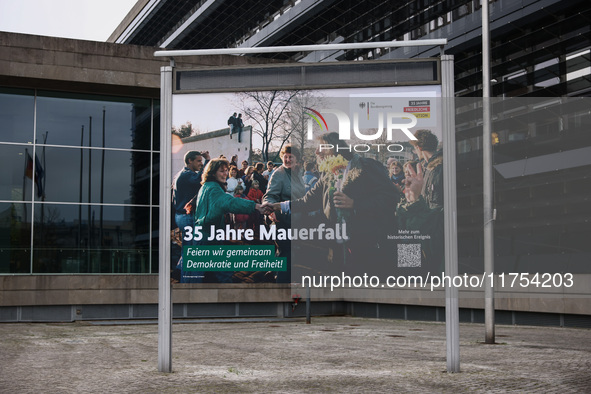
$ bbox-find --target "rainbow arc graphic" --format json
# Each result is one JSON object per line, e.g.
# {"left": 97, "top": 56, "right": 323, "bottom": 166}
{"left": 303, "top": 107, "right": 328, "bottom": 131}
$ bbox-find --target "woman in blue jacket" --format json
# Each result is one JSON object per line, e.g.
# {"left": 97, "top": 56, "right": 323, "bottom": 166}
{"left": 181, "top": 158, "right": 268, "bottom": 283}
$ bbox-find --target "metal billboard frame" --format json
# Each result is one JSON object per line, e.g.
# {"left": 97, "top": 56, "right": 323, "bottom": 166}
{"left": 156, "top": 40, "right": 458, "bottom": 373}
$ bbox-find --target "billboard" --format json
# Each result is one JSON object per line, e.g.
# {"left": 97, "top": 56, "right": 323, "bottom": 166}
{"left": 170, "top": 84, "right": 444, "bottom": 286}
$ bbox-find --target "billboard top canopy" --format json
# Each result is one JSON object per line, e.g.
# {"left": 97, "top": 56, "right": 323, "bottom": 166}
{"left": 155, "top": 40, "right": 448, "bottom": 93}
{"left": 153, "top": 39, "right": 448, "bottom": 58}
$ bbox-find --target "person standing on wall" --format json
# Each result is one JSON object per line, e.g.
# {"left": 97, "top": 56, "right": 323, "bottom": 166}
{"left": 236, "top": 113, "right": 244, "bottom": 143}
{"left": 227, "top": 112, "right": 237, "bottom": 139}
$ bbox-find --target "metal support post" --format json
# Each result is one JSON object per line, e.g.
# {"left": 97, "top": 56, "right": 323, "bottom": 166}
{"left": 158, "top": 65, "right": 173, "bottom": 373}
{"left": 482, "top": 0, "right": 496, "bottom": 345}
{"left": 442, "top": 54, "right": 460, "bottom": 373}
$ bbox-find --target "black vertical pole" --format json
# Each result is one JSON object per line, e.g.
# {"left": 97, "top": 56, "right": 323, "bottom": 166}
{"left": 88, "top": 116, "right": 92, "bottom": 272}
{"left": 100, "top": 107, "right": 105, "bottom": 271}
{"left": 42, "top": 132, "right": 47, "bottom": 199}
{"left": 79, "top": 125, "right": 84, "bottom": 263}
{"left": 40, "top": 132, "right": 47, "bottom": 244}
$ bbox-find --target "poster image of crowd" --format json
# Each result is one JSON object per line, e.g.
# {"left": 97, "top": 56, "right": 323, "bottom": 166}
{"left": 169, "top": 85, "right": 443, "bottom": 285}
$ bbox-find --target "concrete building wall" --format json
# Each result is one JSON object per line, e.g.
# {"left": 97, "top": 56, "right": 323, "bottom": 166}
{"left": 0, "top": 31, "right": 276, "bottom": 97}
{"left": 1, "top": 274, "right": 590, "bottom": 323}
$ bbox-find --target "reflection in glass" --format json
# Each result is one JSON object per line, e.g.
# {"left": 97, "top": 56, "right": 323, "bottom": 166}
{"left": 0, "top": 88, "right": 34, "bottom": 143}
{"left": 32, "top": 204, "right": 151, "bottom": 274}
{"left": 0, "top": 203, "right": 31, "bottom": 273}
{"left": 456, "top": 98, "right": 591, "bottom": 275}
{"left": 36, "top": 91, "right": 151, "bottom": 151}
{"left": 0, "top": 145, "right": 46, "bottom": 202}
{"left": 35, "top": 147, "right": 151, "bottom": 205}
{"left": 0, "top": 91, "right": 157, "bottom": 275}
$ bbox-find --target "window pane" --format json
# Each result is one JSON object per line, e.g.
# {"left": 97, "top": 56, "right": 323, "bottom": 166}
{"left": 0, "top": 202, "right": 31, "bottom": 274}
{"left": 36, "top": 92, "right": 151, "bottom": 150}
{"left": 32, "top": 204, "right": 151, "bottom": 273}
{"left": 38, "top": 147, "right": 151, "bottom": 205}
{"left": 0, "top": 144, "right": 42, "bottom": 201}
{"left": 0, "top": 88, "right": 34, "bottom": 144}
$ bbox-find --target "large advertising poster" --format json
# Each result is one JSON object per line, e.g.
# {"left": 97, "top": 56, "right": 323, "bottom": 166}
{"left": 170, "top": 85, "right": 442, "bottom": 287}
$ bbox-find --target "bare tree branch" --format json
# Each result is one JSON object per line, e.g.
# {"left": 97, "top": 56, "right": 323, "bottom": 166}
{"left": 235, "top": 90, "right": 300, "bottom": 161}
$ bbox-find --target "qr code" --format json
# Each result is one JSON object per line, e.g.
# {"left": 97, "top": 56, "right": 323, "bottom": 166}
{"left": 398, "top": 244, "right": 422, "bottom": 267}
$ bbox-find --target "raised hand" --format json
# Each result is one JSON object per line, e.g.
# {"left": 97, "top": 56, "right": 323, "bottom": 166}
{"left": 404, "top": 163, "right": 424, "bottom": 203}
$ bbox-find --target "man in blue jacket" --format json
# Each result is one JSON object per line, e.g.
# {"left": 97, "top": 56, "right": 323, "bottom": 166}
{"left": 172, "top": 150, "right": 210, "bottom": 282}
{"left": 172, "top": 150, "right": 210, "bottom": 239}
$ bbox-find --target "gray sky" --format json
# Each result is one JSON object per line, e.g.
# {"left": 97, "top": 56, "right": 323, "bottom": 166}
{"left": 0, "top": 0, "right": 137, "bottom": 41}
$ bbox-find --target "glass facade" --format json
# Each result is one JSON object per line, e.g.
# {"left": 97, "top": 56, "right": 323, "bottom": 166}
{"left": 456, "top": 97, "right": 591, "bottom": 275}
{"left": 0, "top": 87, "right": 159, "bottom": 274}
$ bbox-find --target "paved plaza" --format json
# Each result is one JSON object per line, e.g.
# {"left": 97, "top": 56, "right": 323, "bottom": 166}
{"left": 1, "top": 316, "right": 590, "bottom": 393}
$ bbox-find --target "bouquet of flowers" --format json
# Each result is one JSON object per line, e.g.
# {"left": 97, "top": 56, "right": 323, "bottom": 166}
{"left": 318, "top": 154, "right": 350, "bottom": 225}
{"left": 318, "top": 154, "right": 349, "bottom": 190}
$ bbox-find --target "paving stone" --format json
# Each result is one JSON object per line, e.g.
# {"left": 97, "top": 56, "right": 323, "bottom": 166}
{"left": 0, "top": 317, "right": 589, "bottom": 393}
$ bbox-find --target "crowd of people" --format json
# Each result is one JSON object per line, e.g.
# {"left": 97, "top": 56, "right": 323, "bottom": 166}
{"left": 171, "top": 128, "right": 444, "bottom": 284}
